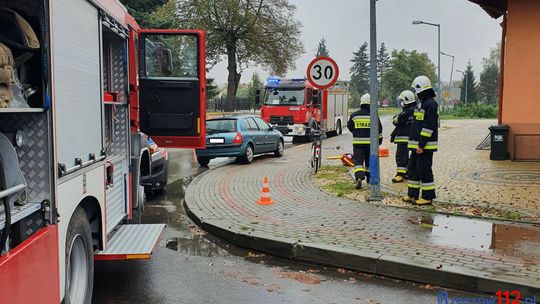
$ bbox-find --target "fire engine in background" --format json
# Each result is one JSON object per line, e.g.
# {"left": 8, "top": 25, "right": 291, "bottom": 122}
{"left": 0, "top": 0, "right": 206, "bottom": 303}
{"left": 259, "top": 77, "right": 349, "bottom": 141}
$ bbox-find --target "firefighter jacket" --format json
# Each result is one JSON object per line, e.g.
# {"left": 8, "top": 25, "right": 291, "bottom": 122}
{"left": 408, "top": 96, "right": 438, "bottom": 151}
{"left": 347, "top": 105, "right": 383, "bottom": 146}
{"left": 390, "top": 105, "right": 415, "bottom": 144}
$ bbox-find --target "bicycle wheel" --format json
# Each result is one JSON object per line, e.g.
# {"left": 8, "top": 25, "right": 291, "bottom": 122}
{"left": 315, "top": 138, "right": 322, "bottom": 173}
{"left": 314, "top": 136, "right": 322, "bottom": 173}
{"left": 310, "top": 142, "right": 316, "bottom": 168}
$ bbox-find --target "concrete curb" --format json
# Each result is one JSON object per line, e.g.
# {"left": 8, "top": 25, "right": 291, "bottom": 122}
{"left": 183, "top": 193, "right": 540, "bottom": 297}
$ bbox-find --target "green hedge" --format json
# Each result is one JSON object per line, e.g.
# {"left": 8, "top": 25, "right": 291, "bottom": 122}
{"left": 441, "top": 103, "right": 498, "bottom": 119}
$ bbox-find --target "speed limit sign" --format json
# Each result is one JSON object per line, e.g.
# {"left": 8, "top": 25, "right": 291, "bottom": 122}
{"left": 306, "top": 56, "right": 340, "bottom": 90}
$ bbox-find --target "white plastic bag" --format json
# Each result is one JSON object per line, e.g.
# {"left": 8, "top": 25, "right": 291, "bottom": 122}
{"left": 9, "top": 69, "right": 29, "bottom": 108}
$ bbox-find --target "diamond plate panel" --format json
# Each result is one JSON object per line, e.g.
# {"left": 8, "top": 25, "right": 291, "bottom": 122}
{"left": 102, "top": 42, "right": 110, "bottom": 92}
{"left": 111, "top": 38, "right": 127, "bottom": 104}
{"left": 109, "top": 105, "right": 128, "bottom": 157}
{"left": 2, "top": 113, "right": 51, "bottom": 203}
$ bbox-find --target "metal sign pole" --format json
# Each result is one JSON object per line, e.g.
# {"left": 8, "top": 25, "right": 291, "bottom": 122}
{"left": 369, "top": 0, "right": 381, "bottom": 200}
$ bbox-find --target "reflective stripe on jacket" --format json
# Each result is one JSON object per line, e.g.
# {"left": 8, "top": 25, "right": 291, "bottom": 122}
{"left": 408, "top": 97, "right": 439, "bottom": 151}
{"left": 347, "top": 105, "right": 383, "bottom": 146}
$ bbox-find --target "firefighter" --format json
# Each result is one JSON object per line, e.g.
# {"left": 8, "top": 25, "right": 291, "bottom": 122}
{"left": 347, "top": 93, "right": 383, "bottom": 189}
{"left": 390, "top": 90, "right": 416, "bottom": 183}
{"left": 403, "top": 76, "right": 439, "bottom": 205}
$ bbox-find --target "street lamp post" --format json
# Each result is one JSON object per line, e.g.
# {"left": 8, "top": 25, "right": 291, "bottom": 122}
{"left": 441, "top": 51, "right": 455, "bottom": 107}
{"left": 456, "top": 69, "right": 468, "bottom": 104}
{"left": 412, "top": 20, "right": 441, "bottom": 102}
{"left": 369, "top": 0, "right": 381, "bottom": 201}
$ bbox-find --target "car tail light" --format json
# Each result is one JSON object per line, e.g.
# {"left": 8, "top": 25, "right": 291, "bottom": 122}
{"left": 233, "top": 132, "right": 243, "bottom": 144}
{"left": 161, "top": 148, "right": 168, "bottom": 160}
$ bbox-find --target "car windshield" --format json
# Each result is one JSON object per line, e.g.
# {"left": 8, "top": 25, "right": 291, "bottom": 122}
{"left": 206, "top": 119, "right": 237, "bottom": 134}
{"left": 264, "top": 89, "right": 305, "bottom": 106}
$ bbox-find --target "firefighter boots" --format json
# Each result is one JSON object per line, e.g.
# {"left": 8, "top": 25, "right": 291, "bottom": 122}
{"left": 414, "top": 198, "right": 433, "bottom": 206}
{"left": 402, "top": 196, "right": 415, "bottom": 203}
{"left": 392, "top": 175, "right": 405, "bottom": 183}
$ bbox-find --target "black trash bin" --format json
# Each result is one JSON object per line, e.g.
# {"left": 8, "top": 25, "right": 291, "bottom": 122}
{"left": 489, "top": 125, "right": 510, "bottom": 160}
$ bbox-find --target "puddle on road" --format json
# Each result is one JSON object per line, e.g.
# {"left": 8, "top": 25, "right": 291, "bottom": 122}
{"left": 408, "top": 215, "right": 540, "bottom": 258}
{"left": 166, "top": 235, "right": 231, "bottom": 258}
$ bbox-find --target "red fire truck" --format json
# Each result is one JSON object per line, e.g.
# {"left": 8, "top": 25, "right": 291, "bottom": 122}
{"left": 0, "top": 0, "right": 206, "bottom": 303}
{"left": 259, "top": 77, "right": 349, "bottom": 140}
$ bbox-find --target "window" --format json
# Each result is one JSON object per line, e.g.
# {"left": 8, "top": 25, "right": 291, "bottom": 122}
{"left": 240, "top": 119, "right": 251, "bottom": 131}
{"left": 246, "top": 118, "right": 259, "bottom": 131}
{"left": 206, "top": 119, "right": 237, "bottom": 134}
{"left": 144, "top": 34, "right": 198, "bottom": 78}
{"left": 264, "top": 89, "right": 305, "bottom": 106}
{"left": 254, "top": 117, "right": 270, "bottom": 131}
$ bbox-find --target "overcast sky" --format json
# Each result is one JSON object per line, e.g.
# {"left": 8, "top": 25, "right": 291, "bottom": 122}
{"left": 207, "top": 0, "right": 502, "bottom": 86}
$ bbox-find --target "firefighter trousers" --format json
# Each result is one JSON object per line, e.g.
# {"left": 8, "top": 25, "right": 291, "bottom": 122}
{"left": 395, "top": 143, "right": 409, "bottom": 177}
{"left": 407, "top": 151, "right": 436, "bottom": 200}
{"left": 353, "top": 144, "right": 370, "bottom": 182}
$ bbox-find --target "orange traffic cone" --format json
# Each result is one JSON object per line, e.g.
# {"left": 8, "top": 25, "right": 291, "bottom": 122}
{"left": 257, "top": 176, "right": 274, "bottom": 205}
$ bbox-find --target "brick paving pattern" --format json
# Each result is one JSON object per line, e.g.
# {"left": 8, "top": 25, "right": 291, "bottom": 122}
{"left": 378, "top": 119, "right": 540, "bottom": 222}
{"left": 185, "top": 119, "right": 540, "bottom": 295}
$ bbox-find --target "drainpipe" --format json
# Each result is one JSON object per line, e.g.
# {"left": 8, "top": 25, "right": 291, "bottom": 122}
{"left": 498, "top": 12, "right": 507, "bottom": 125}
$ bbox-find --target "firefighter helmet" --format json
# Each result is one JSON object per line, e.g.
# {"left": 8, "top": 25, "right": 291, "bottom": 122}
{"left": 360, "top": 93, "right": 370, "bottom": 105}
{"left": 411, "top": 76, "right": 432, "bottom": 94}
{"left": 399, "top": 90, "right": 416, "bottom": 105}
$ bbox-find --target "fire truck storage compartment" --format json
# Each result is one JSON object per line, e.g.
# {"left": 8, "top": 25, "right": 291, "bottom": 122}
{"left": 102, "top": 23, "right": 130, "bottom": 233}
{"left": 0, "top": 1, "right": 51, "bottom": 253}
{"left": 52, "top": 0, "right": 103, "bottom": 174}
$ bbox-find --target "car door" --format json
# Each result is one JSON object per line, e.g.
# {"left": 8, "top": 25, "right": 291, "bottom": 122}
{"left": 246, "top": 117, "right": 265, "bottom": 153}
{"left": 253, "top": 117, "right": 278, "bottom": 152}
{"left": 138, "top": 30, "right": 206, "bottom": 148}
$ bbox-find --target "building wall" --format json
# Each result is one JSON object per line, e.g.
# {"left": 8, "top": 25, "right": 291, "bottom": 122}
{"left": 502, "top": 0, "right": 540, "bottom": 160}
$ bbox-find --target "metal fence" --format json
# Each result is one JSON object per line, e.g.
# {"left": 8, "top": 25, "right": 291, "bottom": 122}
{"left": 207, "top": 97, "right": 254, "bottom": 112}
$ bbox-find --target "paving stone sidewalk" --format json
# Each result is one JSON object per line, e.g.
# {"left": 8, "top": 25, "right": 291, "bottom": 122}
{"left": 376, "top": 119, "right": 540, "bottom": 222}
{"left": 185, "top": 130, "right": 540, "bottom": 296}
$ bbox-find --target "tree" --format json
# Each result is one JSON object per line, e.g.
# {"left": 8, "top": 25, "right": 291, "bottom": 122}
{"left": 247, "top": 73, "right": 264, "bottom": 108}
{"left": 316, "top": 38, "right": 330, "bottom": 57}
{"left": 174, "top": 0, "right": 304, "bottom": 111}
{"left": 206, "top": 78, "right": 220, "bottom": 100}
{"left": 349, "top": 42, "right": 370, "bottom": 104}
{"left": 460, "top": 61, "right": 478, "bottom": 103}
{"left": 478, "top": 43, "right": 501, "bottom": 104}
{"left": 381, "top": 50, "right": 437, "bottom": 104}
{"left": 377, "top": 43, "right": 390, "bottom": 83}
{"left": 120, "top": 0, "right": 168, "bottom": 28}
{"left": 377, "top": 43, "right": 391, "bottom": 101}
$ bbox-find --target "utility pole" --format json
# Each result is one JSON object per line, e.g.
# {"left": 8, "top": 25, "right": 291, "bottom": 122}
{"left": 369, "top": 0, "right": 381, "bottom": 200}
{"left": 441, "top": 51, "right": 455, "bottom": 106}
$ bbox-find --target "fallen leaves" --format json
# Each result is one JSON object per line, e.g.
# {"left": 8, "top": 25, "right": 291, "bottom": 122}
{"left": 275, "top": 269, "right": 325, "bottom": 285}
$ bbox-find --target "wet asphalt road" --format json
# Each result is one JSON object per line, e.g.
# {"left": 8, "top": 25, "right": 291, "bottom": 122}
{"left": 93, "top": 138, "right": 480, "bottom": 304}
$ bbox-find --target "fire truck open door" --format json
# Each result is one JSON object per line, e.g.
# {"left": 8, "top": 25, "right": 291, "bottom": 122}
{"left": 138, "top": 30, "right": 206, "bottom": 148}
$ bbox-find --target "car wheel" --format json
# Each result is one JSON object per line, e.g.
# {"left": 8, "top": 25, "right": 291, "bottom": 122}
{"left": 197, "top": 157, "right": 211, "bottom": 167}
{"left": 274, "top": 140, "right": 284, "bottom": 157}
{"left": 65, "top": 208, "right": 94, "bottom": 304}
{"left": 240, "top": 144, "right": 254, "bottom": 164}
{"left": 154, "top": 186, "right": 166, "bottom": 196}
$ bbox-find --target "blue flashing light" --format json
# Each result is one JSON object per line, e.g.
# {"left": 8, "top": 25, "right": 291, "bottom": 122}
{"left": 266, "top": 76, "right": 281, "bottom": 86}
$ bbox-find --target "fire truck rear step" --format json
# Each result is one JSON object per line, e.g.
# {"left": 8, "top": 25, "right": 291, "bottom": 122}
{"left": 94, "top": 224, "right": 165, "bottom": 260}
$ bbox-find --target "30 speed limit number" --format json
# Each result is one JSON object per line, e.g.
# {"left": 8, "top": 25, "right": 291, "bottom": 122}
{"left": 306, "top": 57, "right": 340, "bottom": 90}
